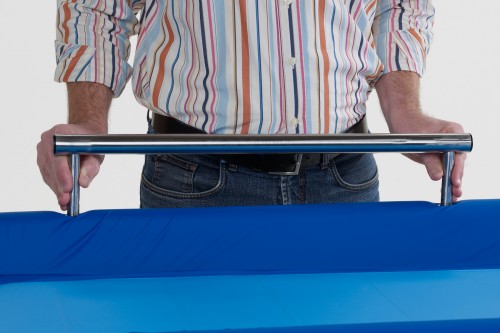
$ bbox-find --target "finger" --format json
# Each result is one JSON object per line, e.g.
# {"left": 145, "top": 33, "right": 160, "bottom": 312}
{"left": 48, "top": 157, "right": 73, "bottom": 211}
{"left": 451, "top": 153, "right": 466, "bottom": 202}
{"left": 452, "top": 186, "right": 463, "bottom": 200}
{"left": 37, "top": 138, "right": 73, "bottom": 195}
{"left": 451, "top": 152, "right": 466, "bottom": 189}
{"left": 450, "top": 152, "right": 466, "bottom": 203}
{"left": 421, "top": 153, "right": 444, "bottom": 181}
{"left": 54, "top": 156, "right": 74, "bottom": 193}
{"left": 57, "top": 192, "right": 70, "bottom": 211}
{"left": 79, "top": 155, "right": 102, "bottom": 188}
{"left": 403, "top": 153, "right": 421, "bottom": 165}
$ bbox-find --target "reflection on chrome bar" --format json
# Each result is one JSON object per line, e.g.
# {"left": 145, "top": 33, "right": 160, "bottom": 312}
{"left": 54, "top": 133, "right": 472, "bottom": 155}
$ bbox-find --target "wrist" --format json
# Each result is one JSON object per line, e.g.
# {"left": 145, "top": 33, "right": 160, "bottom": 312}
{"left": 375, "top": 71, "right": 423, "bottom": 132}
{"left": 385, "top": 109, "right": 427, "bottom": 133}
{"left": 68, "top": 120, "right": 108, "bottom": 134}
{"left": 67, "top": 82, "right": 112, "bottom": 134}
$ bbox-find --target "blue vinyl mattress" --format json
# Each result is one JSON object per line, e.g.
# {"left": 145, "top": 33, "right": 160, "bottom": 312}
{"left": 1, "top": 200, "right": 500, "bottom": 332}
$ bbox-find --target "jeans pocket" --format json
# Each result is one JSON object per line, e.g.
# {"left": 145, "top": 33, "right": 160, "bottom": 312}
{"left": 329, "top": 153, "right": 379, "bottom": 191}
{"left": 141, "top": 154, "right": 226, "bottom": 199}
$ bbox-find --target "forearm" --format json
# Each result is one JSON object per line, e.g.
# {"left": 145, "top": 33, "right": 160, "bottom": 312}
{"left": 67, "top": 82, "right": 113, "bottom": 133}
{"left": 375, "top": 71, "right": 423, "bottom": 132}
{"left": 55, "top": 1, "right": 141, "bottom": 97}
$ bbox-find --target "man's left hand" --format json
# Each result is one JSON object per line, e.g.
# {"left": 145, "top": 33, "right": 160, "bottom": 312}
{"left": 375, "top": 71, "right": 466, "bottom": 203}
{"left": 390, "top": 112, "right": 466, "bottom": 202}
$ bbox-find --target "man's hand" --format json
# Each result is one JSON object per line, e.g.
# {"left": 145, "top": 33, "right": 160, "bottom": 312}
{"left": 38, "top": 82, "right": 113, "bottom": 211}
{"left": 375, "top": 71, "right": 466, "bottom": 202}
{"left": 37, "top": 124, "right": 106, "bottom": 211}
{"left": 388, "top": 112, "right": 465, "bottom": 202}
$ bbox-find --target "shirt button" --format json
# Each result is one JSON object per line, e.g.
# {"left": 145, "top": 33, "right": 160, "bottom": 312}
{"left": 287, "top": 57, "right": 297, "bottom": 69}
{"left": 290, "top": 118, "right": 299, "bottom": 127}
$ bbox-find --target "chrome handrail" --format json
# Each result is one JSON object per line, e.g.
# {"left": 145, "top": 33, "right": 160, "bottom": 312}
{"left": 54, "top": 133, "right": 473, "bottom": 216}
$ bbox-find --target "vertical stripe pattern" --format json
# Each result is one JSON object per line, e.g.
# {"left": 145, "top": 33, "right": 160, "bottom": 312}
{"left": 55, "top": 0, "right": 434, "bottom": 134}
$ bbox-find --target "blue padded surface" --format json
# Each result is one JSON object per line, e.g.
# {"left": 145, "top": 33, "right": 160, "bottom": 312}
{"left": 2, "top": 270, "right": 500, "bottom": 333}
{"left": 2, "top": 200, "right": 500, "bottom": 332}
{"left": 1, "top": 200, "right": 500, "bottom": 283}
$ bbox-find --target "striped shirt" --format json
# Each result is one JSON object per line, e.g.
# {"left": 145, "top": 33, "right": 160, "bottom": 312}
{"left": 55, "top": 0, "right": 434, "bottom": 134}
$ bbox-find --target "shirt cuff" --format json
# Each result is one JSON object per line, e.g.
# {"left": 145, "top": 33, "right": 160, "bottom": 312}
{"left": 54, "top": 40, "right": 133, "bottom": 97}
{"left": 375, "top": 28, "right": 430, "bottom": 77}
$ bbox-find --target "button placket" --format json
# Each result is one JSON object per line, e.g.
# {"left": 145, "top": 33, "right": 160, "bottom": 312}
{"left": 278, "top": 0, "right": 300, "bottom": 133}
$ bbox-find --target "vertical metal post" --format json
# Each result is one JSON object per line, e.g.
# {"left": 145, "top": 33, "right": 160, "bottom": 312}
{"left": 440, "top": 152, "right": 455, "bottom": 206}
{"left": 68, "top": 154, "right": 81, "bottom": 217}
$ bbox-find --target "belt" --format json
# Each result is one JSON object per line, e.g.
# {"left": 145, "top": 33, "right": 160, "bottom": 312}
{"left": 151, "top": 112, "right": 368, "bottom": 175}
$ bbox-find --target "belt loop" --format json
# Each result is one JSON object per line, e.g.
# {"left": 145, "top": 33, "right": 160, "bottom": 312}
{"left": 146, "top": 110, "right": 156, "bottom": 134}
{"left": 320, "top": 154, "right": 330, "bottom": 169}
{"left": 253, "top": 155, "right": 265, "bottom": 172}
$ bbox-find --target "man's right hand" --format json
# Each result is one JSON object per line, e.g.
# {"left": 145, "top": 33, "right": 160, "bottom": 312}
{"left": 37, "top": 124, "right": 106, "bottom": 211}
{"left": 38, "top": 82, "right": 113, "bottom": 211}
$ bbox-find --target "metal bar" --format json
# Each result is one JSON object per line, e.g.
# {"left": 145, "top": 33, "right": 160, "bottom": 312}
{"left": 68, "top": 154, "right": 80, "bottom": 217}
{"left": 54, "top": 133, "right": 473, "bottom": 155}
{"left": 56, "top": 133, "right": 472, "bottom": 215}
{"left": 441, "top": 152, "right": 456, "bottom": 206}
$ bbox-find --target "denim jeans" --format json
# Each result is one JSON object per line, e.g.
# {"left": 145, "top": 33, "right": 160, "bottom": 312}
{"left": 140, "top": 149, "right": 379, "bottom": 208}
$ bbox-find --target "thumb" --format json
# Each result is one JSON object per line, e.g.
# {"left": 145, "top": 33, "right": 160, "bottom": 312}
{"left": 422, "top": 153, "right": 444, "bottom": 181}
{"left": 79, "top": 155, "right": 103, "bottom": 188}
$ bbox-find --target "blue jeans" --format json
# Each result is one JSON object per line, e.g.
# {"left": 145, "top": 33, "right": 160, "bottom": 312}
{"left": 140, "top": 149, "right": 379, "bottom": 208}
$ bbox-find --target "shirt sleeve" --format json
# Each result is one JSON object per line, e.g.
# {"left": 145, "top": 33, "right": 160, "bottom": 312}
{"left": 372, "top": 0, "right": 435, "bottom": 77}
{"left": 54, "top": 0, "right": 145, "bottom": 97}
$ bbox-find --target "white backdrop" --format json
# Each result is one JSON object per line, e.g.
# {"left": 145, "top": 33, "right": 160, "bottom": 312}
{"left": 1, "top": 1, "right": 499, "bottom": 213}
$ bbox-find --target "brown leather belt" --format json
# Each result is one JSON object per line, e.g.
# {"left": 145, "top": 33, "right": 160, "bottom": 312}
{"left": 151, "top": 112, "right": 368, "bottom": 175}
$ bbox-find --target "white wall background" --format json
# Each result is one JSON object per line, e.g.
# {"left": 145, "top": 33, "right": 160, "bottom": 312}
{"left": 0, "top": 1, "right": 499, "bottom": 213}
